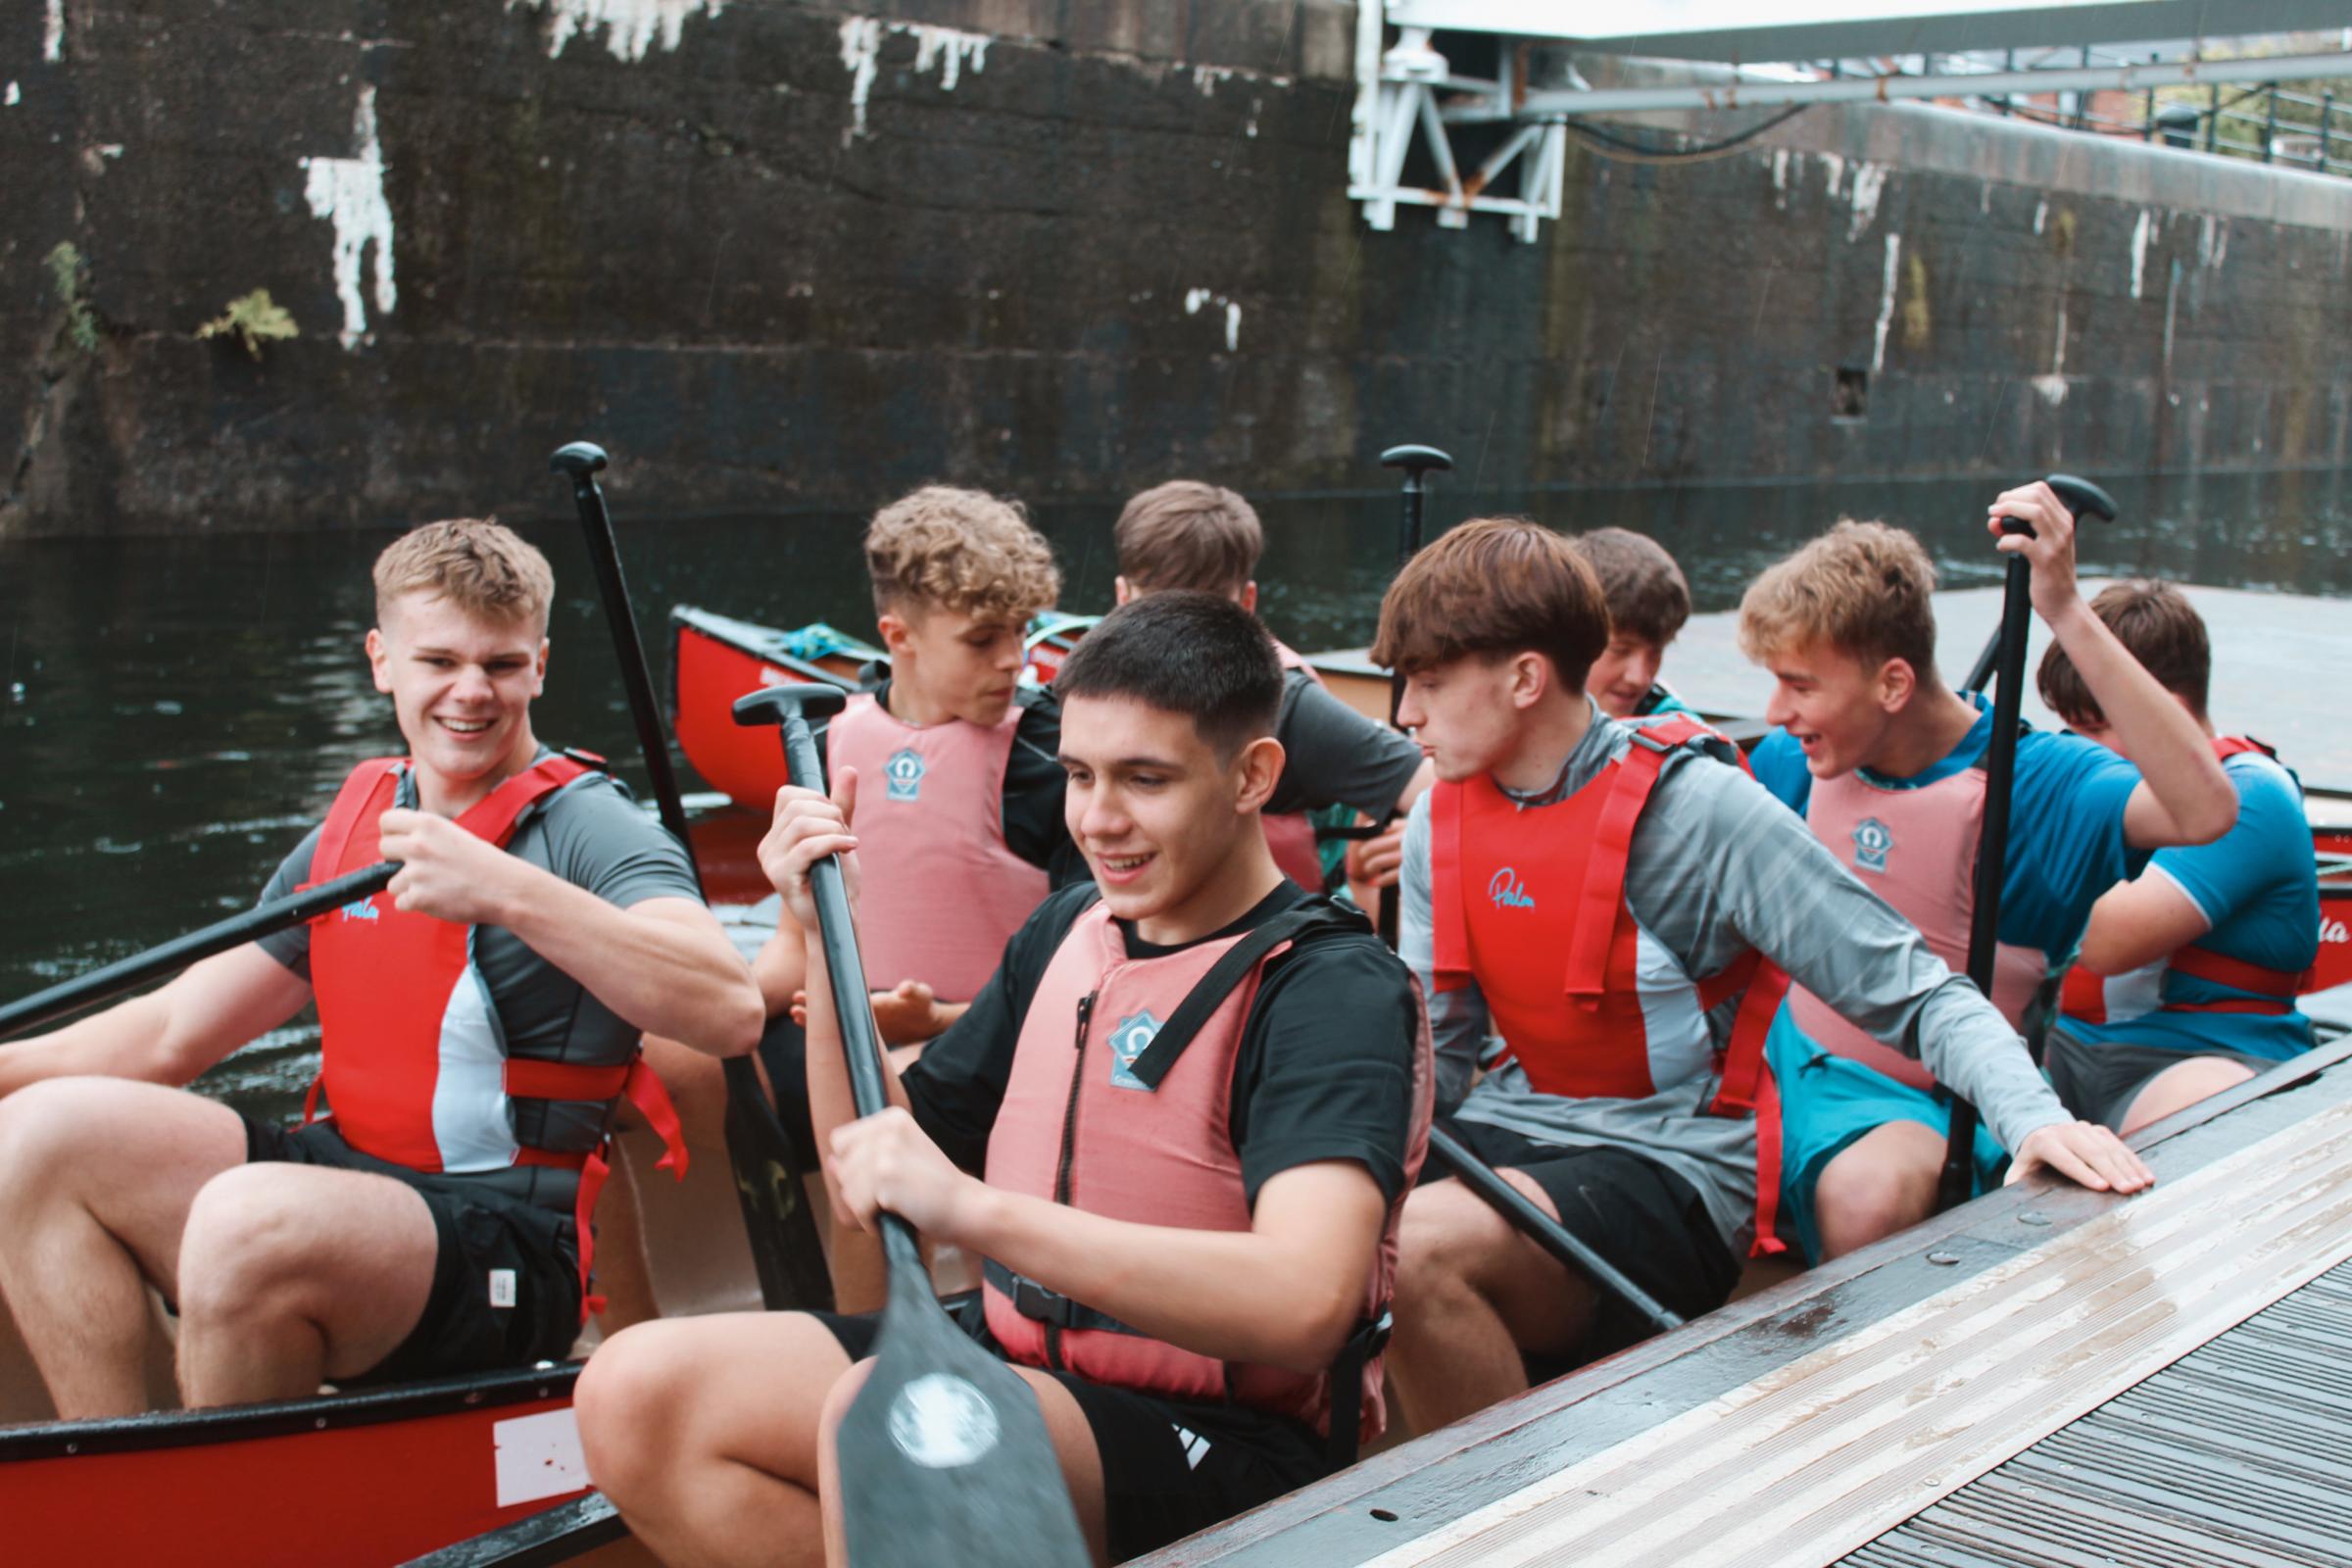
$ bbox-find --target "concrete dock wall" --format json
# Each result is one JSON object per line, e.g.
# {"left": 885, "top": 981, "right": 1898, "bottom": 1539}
{"left": 4, "top": 1, "right": 2348, "bottom": 535}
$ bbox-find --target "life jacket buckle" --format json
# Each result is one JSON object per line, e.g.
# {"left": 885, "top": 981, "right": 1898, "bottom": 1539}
{"left": 1011, "top": 1273, "right": 1078, "bottom": 1328}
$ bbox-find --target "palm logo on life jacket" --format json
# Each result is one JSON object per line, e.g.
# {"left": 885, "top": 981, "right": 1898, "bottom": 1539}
{"left": 1851, "top": 816, "right": 1892, "bottom": 873}
{"left": 884, "top": 746, "right": 926, "bottom": 802}
{"left": 1488, "top": 867, "right": 1536, "bottom": 910}
{"left": 1107, "top": 1010, "right": 1163, "bottom": 1091}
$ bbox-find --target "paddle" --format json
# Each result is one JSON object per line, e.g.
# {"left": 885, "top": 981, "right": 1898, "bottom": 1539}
{"left": 1374, "top": 444, "right": 1453, "bottom": 946}
{"left": 731, "top": 682, "right": 1090, "bottom": 1566}
{"left": 550, "top": 441, "right": 833, "bottom": 1313}
{"left": 1935, "top": 473, "right": 2118, "bottom": 1212}
{"left": 0, "top": 861, "right": 397, "bottom": 1042}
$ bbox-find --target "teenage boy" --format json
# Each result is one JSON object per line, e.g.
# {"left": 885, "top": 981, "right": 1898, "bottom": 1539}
{"left": 575, "top": 593, "right": 1432, "bottom": 1568}
{"left": 1740, "top": 485, "right": 2232, "bottom": 1262}
{"left": 0, "top": 520, "right": 761, "bottom": 1417}
{"left": 1569, "top": 526, "right": 1694, "bottom": 719}
{"left": 1375, "top": 517, "right": 2145, "bottom": 1436}
{"left": 1112, "top": 479, "right": 1432, "bottom": 893}
{"left": 2038, "top": 580, "right": 2319, "bottom": 1134}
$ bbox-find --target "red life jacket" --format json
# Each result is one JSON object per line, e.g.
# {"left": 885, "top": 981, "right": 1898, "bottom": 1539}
{"left": 304, "top": 755, "right": 687, "bottom": 1319}
{"left": 2061, "top": 736, "right": 2314, "bottom": 1022}
{"left": 826, "top": 690, "right": 1053, "bottom": 1003}
{"left": 1262, "top": 640, "right": 1333, "bottom": 892}
{"left": 1428, "top": 715, "right": 1790, "bottom": 1255}
{"left": 981, "top": 896, "right": 1434, "bottom": 1447}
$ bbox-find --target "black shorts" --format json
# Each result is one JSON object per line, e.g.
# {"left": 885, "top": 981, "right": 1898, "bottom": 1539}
{"left": 2043, "top": 1026, "right": 2279, "bottom": 1132}
{"left": 1426, "top": 1117, "right": 1739, "bottom": 1377}
{"left": 242, "top": 1119, "right": 584, "bottom": 1385}
{"left": 812, "top": 1306, "right": 1327, "bottom": 1564}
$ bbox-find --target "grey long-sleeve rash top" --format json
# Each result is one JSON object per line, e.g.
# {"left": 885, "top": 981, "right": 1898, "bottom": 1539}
{"left": 1401, "top": 710, "right": 2071, "bottom": 1250}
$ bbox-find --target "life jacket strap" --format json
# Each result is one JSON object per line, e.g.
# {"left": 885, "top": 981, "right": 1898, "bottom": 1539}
{"left": 1429, "top": 781, "right": 1474, "bottom": 996}
{"left": 1561, "top": 715, "right": 1721, "bottom": 1009}
{"left": 982, "top": 1259, "right": 1140, "bottom": 1336}
{"left": 2169, "top": 943, "right": 2310, "bottom": 1003}
{"left": 512, "top": 1054, "right": 688, "bottom": 1325}
{"left": 1125, "top": 904, "right": 1369, "bottom": 1089}
{"left": 1323, "top": 1309, "right": 1393, "bottom": 1473}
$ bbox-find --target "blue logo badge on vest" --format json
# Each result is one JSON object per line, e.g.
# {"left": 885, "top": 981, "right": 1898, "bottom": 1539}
{"left": 1488, "top": 867, "right": 1536, "bottom": 910}
{"left": 1107, "top": 1010, "right": 1162, "bottom": 1091}
{"left": 884, "top": 746, "right": 926, "bottom": 803}
{"left": 1852, "top": 816, "right": 1892, "bottom": 873}
{"left": 339, "top": 897, "right": 380, "bottom": 923}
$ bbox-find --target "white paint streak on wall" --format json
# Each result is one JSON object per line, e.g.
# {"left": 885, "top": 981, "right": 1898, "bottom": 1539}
{"left": 1193, "top": 65, "right": 1237, "bottom": 95}
{"left": 1769, "top": 149, "right": 1790, "bottom": 211}
{"left": 1245, "top": 95, "right": 1260, "bottom": 138}
{"left": 838, "top": 17, "right": 990, "bottom": 146}
{"left": 1820, "top": 152, "right": 1845, "bottom": 198}
{"left": 1846, "top": 162, "right": 1888, "bottom": 241}
{"left": 1185, "top": 288, "right": 1241, "bottom": 352}
{"left": 301, "top": 86, "right": 397, "bottom": 349}
{"left": 43, "top": 0, "right": 63, "bottom": 61}
{"left": 2033, "top": 200, "right": 2047, "bottom": 235}
{"left": 513, "top": 0, "right": 725, "bottom": 64}
{"left": 2129, "top": 210, "right": 2154, "bottom": 300}
{"left": 1979, "top": 181, "right": 1992, "bottom": 215}
{"left": 2031, "top": 296, "right": 2069, "bottom": 404}
{"left": 1870, "top": 233, "right": 1900, "bottom": 374}
{"left": 4, "top": 82, "right": 19, "bottom": 107}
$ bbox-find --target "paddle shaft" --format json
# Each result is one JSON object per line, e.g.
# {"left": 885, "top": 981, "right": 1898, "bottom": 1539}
{"left": 558, "top": 445, "right": 834, "bottom": 1313}
{"left": 0, "top": 861, "right": 397, "bottom": 1042}
{"left": 1432, "top": 1125, "right": 1684, "bottom": 1333}
{"left": 773, "top": 708, "right": 926, "bottom": 1274}
{"left": 1377, "top": 446, "right": 1447, "bottom": 942}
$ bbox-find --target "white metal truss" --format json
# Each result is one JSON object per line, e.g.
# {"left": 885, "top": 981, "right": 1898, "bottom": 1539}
{"left": 1348, "top": 1, "right": 2352, "bottom": 243}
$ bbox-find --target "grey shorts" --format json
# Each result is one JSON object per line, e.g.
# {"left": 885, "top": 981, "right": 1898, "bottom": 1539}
{"left": 2043, "top": 1026, "right": 2278, "bottom": 1132}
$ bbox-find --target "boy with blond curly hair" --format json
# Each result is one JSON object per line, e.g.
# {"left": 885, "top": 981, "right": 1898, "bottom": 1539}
{"left": 0, "top": 519, "right": 761, "bottom": 1414}
{"left": 1740, "top": 485, "right": 2230, "bottom": 1262}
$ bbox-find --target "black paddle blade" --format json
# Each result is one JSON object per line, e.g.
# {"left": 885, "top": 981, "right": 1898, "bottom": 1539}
{"left": 717, "top": 1054, "right": 834, "bottom": 1311}
{"left": 835, "top": 1256, "right": 1090, "bottom": 1568}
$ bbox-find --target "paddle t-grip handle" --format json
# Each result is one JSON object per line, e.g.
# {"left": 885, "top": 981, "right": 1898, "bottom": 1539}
{"left": 1993, "top": 472, "right": 2118, "bottom": 539}
{"left": 549, "top": 440, "right": 610, "bottom": 486}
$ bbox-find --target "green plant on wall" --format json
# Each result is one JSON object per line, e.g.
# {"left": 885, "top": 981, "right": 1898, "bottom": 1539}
{"left": 197, "top": 289, "right": 300, "bottom": 361}
{"left": 44, "top": 242, "right": 100, "bottom": 353}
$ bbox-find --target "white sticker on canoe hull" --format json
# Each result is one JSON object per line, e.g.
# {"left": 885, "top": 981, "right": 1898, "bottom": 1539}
{"left": 493, "top": 1407, "right": 591, "bottom": 1507}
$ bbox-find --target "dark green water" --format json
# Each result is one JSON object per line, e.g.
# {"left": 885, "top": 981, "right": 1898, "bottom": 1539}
{"left": 5, "top": 467, "right": 2349, "bottom": 1120}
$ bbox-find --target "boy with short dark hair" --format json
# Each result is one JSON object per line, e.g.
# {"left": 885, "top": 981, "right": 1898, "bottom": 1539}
{"left": 1111, "top": 479, "right": 1430, "bottom": 893}
{"left": 1569, "top": 526, "right": 1694, "bottom": 719}
{"left": 1376, "top": 516, "right": 2143, "bottom": 1436}
{"left": 1740, "top": 488, "right": 2230, "bottom": 1262}
{"left": 2039, "top": 579, "right": 2319, "bottom": 1133}
{"left": 576, "top": 593, "right": 1431, "bottom": 1567}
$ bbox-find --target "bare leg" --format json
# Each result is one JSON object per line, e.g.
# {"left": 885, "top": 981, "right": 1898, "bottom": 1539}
{"left": 1812, "top": 1119, "right": 1946, "bottom": 1260}
{"left": 1385, "top": 1174, "right": 1598, "bottom": 1436}
{"left": 578, "top": 1312, "right": 850, "bottom": 1568}
{"left": 174, "top": 1162, "right": 437, "bottom": 1405}
{"left": 0, "top": 1078, "right": 247, "bottom": 1417}
{"left": 817, "top": 1360, "right": 1110, "bottom": 1568}
{"left": 2120, "top": 1057, "right": 2256, "bottom": 1138}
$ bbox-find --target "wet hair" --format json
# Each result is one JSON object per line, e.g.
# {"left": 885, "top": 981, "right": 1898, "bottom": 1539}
{"left": 2038, "top": 578, "right": 2210, "bottom": 725}
{"left": 863, "top": 485, "right": 1061, "bottom": 623}
{"left": 1113, "top": 480, "right": 1264, "bottom": 598}
{"left": 372, "top": 518, "right": 554, "bottom": 630}
{"left": 1370, "top": 517, "right": 1609, "bottom": 693}
{"left": 1571, "top": 527, "right": 1690, "bottom": 647}
{"left": 1054, "top": 591, "right": 1282, "bottom": 760}
{"left": 1738, "top": 518, "right": 1939, "bottom": 683}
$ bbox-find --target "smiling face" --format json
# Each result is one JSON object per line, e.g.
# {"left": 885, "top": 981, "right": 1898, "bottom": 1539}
{"left": 880, "top": 602, "right": 1029, "bottom": 726}
{"left": 1587, "top": 633, "right": 1665, "bottom": 719}
{"left": 367, "top": 591, "right": 546, "bottom": 807}
{"left": 1059, "top": 693, "right": 1280, "bottom": 943}
{"left": 1395, "top": 652, "right": 1543, "bottom": 785}
{"left": 1758, "top": 639, "right": 1910, "bottom": 780}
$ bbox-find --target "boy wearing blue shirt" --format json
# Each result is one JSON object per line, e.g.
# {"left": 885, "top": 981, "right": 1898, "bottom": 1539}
{"left": 2038, "top": 580, "right": 2319, "bottom": 1133}
{"left": 1740, "top": 484, "right": 2235, "bottom": 1261}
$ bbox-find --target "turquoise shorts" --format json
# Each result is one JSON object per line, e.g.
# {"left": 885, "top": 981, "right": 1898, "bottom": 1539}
{"left": 1767, "top": 1009, "right": 2008, "bottom": 1264}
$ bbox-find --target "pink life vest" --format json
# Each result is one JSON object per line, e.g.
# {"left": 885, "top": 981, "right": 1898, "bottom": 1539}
{"left": 981, "top": 898, "right": 1433, "bottom": 1446}
{"left": 2061, "top": 737, "right": 2314, "bottom": 1023}
{"left": 1262, "top": 639, "right": 1331, "bottom": 891}
{"left": 1788, "top": 757, "right": 2046, "bottom": 1091}
{"left": 305, "top": 755, "right": 686, "bottom": 1318}
{"left": 826, "top": 690, "right": 1052, "bottom": 1002}
{"left": 1430, "top": 715, "right": 1790, "bottom": 1253}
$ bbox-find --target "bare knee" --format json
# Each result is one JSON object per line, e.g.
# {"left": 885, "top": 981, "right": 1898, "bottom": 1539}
{"left": 577, "top": 1322, "right": 701, "bottom": 1497}
{"left": 2121, "top": 1058, "right": 2256, "bottom": 1137}
{"left": 1813, "top": 1132, "right": 1940, "bottom": 1256}
{"left": 0, "top": 1079, "right": 128, "bottom": 1206}
{"left": 1396, "top": 1182, "right": 1514, "bottom": 1311}
{"left": 175, "top": 1167, "right": 318, "bottom": 1324}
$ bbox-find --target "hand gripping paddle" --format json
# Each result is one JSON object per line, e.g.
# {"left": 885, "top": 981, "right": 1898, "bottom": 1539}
{"left": 551, "top": 441, "right": 834, "bottom": 1313}
{"left": 732, "top": 684, "right": 1091, "bottom": 1568}
{"left": 1936, "top": 473, "right": 2118, "bottom": 1212}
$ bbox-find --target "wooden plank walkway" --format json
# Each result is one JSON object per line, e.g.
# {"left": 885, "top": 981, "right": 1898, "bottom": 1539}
{"left": 1137, "top": 1036, "right": 2352, "bottom": 1568}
